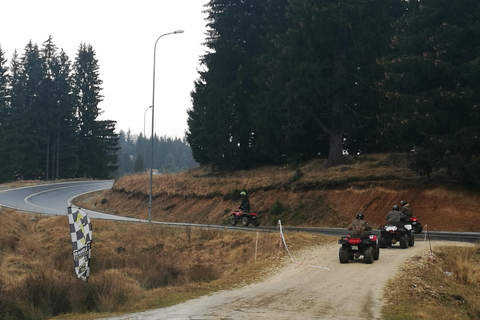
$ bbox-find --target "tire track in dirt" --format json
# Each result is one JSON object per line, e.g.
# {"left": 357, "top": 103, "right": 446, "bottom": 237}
{"left": 100, "top": 240, "right": 456, "bottom": 320}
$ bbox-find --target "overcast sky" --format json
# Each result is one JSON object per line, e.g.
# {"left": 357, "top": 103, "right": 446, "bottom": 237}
{"left": 1, "top": 0, "right": 209, "bottom": 138}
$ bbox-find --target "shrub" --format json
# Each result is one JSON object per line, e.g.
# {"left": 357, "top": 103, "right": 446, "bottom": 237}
{"left": 188, "top": 264, "right": 218, "bottom": 283}
{"left": 290, "top": 169, "right": 303, "bottom": 183}
{"left": 270, "top": 201, "right": 286, "bottom": 216}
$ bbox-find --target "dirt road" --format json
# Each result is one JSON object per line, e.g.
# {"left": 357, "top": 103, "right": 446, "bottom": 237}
{"left": 99, "top": 238, "right": 453, "bottom": 320}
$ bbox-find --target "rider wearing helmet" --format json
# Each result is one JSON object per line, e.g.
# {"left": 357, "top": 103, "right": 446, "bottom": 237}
{"left": 400, "top": 200, "right": 413, "bottom": 218}
{"left": 386, "top": 204, "right": 406, "bottom": 223}
{"left": 348, "top": 212, "right": 372, "bottom": 236}
{"left": 239, "top": 191, "right": 250, "bottom": 215}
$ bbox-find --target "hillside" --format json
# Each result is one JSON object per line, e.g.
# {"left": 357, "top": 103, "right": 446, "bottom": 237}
{"left": 76, "top": 154, "right": 480, "bottom": 232}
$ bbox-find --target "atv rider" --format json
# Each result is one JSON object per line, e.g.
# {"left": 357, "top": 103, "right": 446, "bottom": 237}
{"left": 348, "top": 212, "right": 372, "bottom": 237}
{"left": 239, "top": 191, "right": 250, "bottom": 215}
{"left": 386, "top": 205, "right": 406, "bottom": 224}
{"left": 400, "top": 200, "right": 413, "bottom": 219}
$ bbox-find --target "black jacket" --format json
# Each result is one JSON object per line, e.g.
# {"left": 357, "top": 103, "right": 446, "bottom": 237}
{"left": 240, "top": 197, "right": 250, "bottom": 211}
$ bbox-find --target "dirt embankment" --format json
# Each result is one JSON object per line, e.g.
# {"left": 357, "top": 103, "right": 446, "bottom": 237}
{"left": 78, "top": 156, "right": 480, "bottom": 233}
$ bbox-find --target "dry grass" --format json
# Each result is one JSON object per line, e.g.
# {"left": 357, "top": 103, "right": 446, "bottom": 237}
{"left": 0, "top": 208, "right": 328, "bottom": 320}
{"left": 76, "top": 152, "right": 480, "bottom": 233}
{"left": 112, "top": 154, "right": 419, "bottom": 198}
{"left": 382, "top": 244, "right": 480, "bottom": 320}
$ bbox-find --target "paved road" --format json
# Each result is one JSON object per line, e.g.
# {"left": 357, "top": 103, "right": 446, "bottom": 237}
{"left": 0, "top": 180, "right": 145, "bottom": 222}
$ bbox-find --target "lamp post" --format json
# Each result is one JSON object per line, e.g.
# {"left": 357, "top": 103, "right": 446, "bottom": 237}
{"left": 144, "top": 105, "right": 152, "bottom": 137}
{"left": 148, "top": 30, "right": 184, "bottom": 223}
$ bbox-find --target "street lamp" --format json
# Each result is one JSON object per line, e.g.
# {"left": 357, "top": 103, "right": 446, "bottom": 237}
{"left": 149, "top": 30, "right": 184, "bottom": 223}
{"left": 144, "top": 105, "right": 152, "bottom": 137}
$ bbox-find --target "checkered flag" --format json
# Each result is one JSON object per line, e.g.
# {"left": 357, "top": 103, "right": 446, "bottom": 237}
{"left": 67, "top": 206, "right": 92, "bottom": 282}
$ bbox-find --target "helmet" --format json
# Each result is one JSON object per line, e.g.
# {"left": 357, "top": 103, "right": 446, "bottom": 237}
{"left": 240, "top": 191, "right": 246, "bottom": 196}
{"left": 400, "top": 200, "right": 408, "bottom": 206}
{"left": 392, "top": 205, "right": 400, "bottom": 211}
{"left": 356, "top": 212, "right": 364, "bottom": 220}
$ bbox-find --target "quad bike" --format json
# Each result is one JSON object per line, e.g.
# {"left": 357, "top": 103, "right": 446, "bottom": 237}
{"left": 230, "top": 211, "right": 260, "bottom": 227}
{"left": 409, "top": 216, "right": 423, "bottom": 234}
{"left": 338, "top": 233, "right": 380, "bottom": 264}
{"left": 378, "top": 222, "right": 414, "bottom": 249}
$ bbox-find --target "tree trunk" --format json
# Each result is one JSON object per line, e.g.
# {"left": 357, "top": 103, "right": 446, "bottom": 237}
{"left": 328, "top": 129, "right": 344, "bottom": 166}
{"left": 327, "top": 22, "right": 348, "bottom": 167}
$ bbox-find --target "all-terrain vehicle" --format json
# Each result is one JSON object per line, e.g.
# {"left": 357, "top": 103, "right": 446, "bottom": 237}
{"left": 230, "top": 211, "right": 260, "bottom": 227}
{"left": 378, "top": 222, "right": 414, "bottom": 248}
{"left": 338, "top": 233, "right": 380, "bottom": 264}
{"left": 409, "top": 216, "right": 423, "bottom": 234}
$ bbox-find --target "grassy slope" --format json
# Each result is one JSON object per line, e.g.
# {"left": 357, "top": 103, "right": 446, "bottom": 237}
{"left": 79, "top": 154, "right": 480, "bottom": 232}
{"left": 0, "top": 208, "right": 331, "bottom": 320}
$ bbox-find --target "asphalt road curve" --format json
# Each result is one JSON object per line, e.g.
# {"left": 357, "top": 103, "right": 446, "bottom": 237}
{"left": 0, "top": 181, "right": 478, "bottom": 243}
{"left": 0, "top": 180, "right": 144, "bottom": 222}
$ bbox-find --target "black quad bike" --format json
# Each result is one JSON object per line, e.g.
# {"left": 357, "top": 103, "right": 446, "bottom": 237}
{"left": 378, "top": 222, "right": 414, "bottom": 249}
{"left": 230, "top": 211, "right": 260, "bottom": 227}
{"left": 338, "top": 233, "right": 380, "bottom": 264}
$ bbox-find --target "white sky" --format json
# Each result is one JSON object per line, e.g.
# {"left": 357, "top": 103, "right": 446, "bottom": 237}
{"left": 1, "top": 0, "right": 209, "bottom": 138}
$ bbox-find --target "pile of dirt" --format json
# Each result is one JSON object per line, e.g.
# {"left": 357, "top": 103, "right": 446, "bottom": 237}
{"left": 76, "top": 155, "right": 480, "bottom": 232}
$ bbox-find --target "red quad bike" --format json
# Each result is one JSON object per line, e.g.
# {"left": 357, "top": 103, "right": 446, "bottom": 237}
{"left": 230, "top": 211, "right": 260, "bottom": 227}
{"left": 338, "top": 233, "right": 380, "bottom": 264}
{"left": 378, "top": 222, "right": 414, "bottom": 249}
{"left": 409, "top": 216, "right": 423, "bottom": 234}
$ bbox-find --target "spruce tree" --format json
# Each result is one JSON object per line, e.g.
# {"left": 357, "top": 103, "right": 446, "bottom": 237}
{"left": 73, "top": 43, "right": 118, "bottom": 178}
{"left": 380, "top": 0, "right": 480, "bottom": 184}
{"left": 0, "top": 46, "right": 14, "bottom": 182}
{"left": 274, "top": 0, "right": 394, "bottom": 165}
{"left": 40, "top": 36, "right": 78, "bottom": 180}
{"left": 14, "top": 42, "right": 46, "bottom": 179}
{"left": 188, "top": 0, "right": 266, "bottom": 169}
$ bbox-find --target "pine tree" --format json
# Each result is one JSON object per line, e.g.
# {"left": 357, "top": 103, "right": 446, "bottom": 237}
{"left": 188, "top": 0, "right": 267, "bottom": 169}
{"left": 0, "top": 46, "right": 14, "bottom": 182}
{"left": 380, "top": 0, "right": 480, "bottom": 184}
{"left": 274, "top": 0, "right": 394, "bottom": 165}
{"left": 40, "top": 36, "right": 78, "bottom": 180}
{"left": 73, "top": 43, "right": 119, "bottom": 178}
{"left": 161, "top": 151, "right": 177, "bottom": 173}
{"left": 14, "top": 42, "right": 46, "bottom": 179}
{"left": 1, "top": 51, "right": 24, "bottom": 181}
{"left": 189, "top": 0, "right": 397, "bottom": 168}
{"left": 133, "top": 154, "right": 145, "bottom": 173}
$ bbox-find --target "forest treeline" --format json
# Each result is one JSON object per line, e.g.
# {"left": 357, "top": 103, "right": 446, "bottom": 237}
{"left": 0, "top": 37, "right": 118, "bottom": 182}
{"left": 114, "top": 131, "right": 198, "bottom": 177}
{"left": 0, "top": 37, "right": 197, "bottom": 183}
{"left": 2, "top": 0, "right": 480, "bottom": 186}
{"left": 187, "top": 0, "right": 480, "bottom": 186}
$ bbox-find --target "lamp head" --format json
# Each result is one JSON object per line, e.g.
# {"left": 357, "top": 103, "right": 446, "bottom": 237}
{"left": 174, "top": 30, "right": 184, "bottom": 34}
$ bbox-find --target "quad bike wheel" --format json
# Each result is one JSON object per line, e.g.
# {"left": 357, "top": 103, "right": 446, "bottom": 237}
{"left": 230, "top": 216, "right": 237, "bottom": 226}
{"left": 242, "top": 216, "right": 249, "bottom": 226}
{"left": 378, "top": 236, "right": 388, "bottom": 248}
{"left": 408, "top": 233, "right": 415, "bottom": 247}
{"left": 339, "top": 248, "right": 349, "bottom": 264}
{"left": 400, "top": 234, "right": 409, "bottom": 248}
{"left": 414, "top": 224, "right": 423, "bottom": 234}
{"left": 253, "top": 219, "right": 260, "bottom": 227}
{"left": 374, "top": 246, "right": 380, "bottom": 260}
{"left": 363, "top": 246, "right": 374, "bottom": 264}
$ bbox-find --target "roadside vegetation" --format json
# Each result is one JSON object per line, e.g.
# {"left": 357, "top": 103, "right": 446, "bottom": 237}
{"left": 383, "top": 244, "right": 480, "bottom": 319}
{"left": 0, "top": 208, "right": 328, "bottom": 320}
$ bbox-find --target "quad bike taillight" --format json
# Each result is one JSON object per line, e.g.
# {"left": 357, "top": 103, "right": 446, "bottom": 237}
{"left": 347, "top": 238, "right": 362, "bottom": 245}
